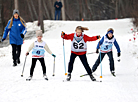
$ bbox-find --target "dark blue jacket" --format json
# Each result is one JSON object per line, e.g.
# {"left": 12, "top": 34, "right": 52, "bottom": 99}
{"left": 3, "top": 18, "right": 27, "bottom": 45}
{"left": 54, "top": 1, "right": 62, "bottom": 11}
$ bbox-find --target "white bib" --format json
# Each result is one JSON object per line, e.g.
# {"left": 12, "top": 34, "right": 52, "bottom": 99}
{"left": 32, "top": 41, "right": 46, "bottom": 58}
{"left": 71, "top": 34, "right": 87, "bottom": 52}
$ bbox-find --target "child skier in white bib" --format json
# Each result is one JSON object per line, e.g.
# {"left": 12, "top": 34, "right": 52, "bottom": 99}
{"left": 61, "top": 26, "right": 100, "bottom": 81}
{"left": 92, "top": 28, "right": 121, "bottom": 76}
{"left": 26, "top": 30, "right": 56, "bottom": 81}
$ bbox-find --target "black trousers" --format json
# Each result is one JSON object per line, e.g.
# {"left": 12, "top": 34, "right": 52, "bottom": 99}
{"left": 68, "top": 53, "right": 92, "bottom": 75}
{"left": 11, "top": 44, "right": 21, "bottom": 63}
{"left": 30, "top": 58, "right": 46, "bottom": 76}
{"left": 92, "top": 51, "right": 114, "bottom": 72}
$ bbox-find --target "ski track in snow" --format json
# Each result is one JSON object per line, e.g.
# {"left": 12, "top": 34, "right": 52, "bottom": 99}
{"left": 0, "top": 19, "right": 138, "bottom": 102}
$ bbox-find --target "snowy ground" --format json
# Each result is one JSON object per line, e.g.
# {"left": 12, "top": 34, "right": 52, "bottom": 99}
{"left": 0, "top": 19, "right": 138, "bottom": 102}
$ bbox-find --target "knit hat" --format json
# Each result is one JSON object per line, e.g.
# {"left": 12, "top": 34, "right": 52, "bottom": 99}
{"left": 36, "top": 30, "right": 43, "bottom": 37}
{"left": 13, "top": 9, "right": 19, "bottom": 15}
{"left": 107, "top": 28, "right": 114, "bottom": 34}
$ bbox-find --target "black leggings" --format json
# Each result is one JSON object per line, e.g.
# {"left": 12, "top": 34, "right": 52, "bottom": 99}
{"left": 11, "top": 44, "right": 21, "bottom": 63}
{"left": 68, "top": 53, "right": 92, "bottom": 75}
{"left": 30, "top": 58, "right": 46, "bottom": 76}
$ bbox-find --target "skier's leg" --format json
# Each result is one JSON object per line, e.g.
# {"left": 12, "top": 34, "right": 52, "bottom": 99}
{"left": 38, "top": 58, "right": 46, "bottom": 74}
{"left": 92, "top": 53, "right": 105, "bottom": 72}
{"left": 79, "top": 54, "right": 92, "bottom": 75}
{"left": 68, "top": 53, "right": 77, "bottom": 74}
{"left": 30, "top": 58, "right": 37, "bottom": 76}
{"left": 11, "top": 44, "right": 17, "bottom": 66}
{"left": 107, "top": 51, "right": 115, "bottom": 72}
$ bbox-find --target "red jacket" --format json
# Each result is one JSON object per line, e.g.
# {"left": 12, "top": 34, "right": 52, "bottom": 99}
{"left": 62, "top": 33, "right": 98, "bottom": 55}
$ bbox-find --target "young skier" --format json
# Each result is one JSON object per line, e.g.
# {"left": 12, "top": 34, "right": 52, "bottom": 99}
{"left": 61, "top": 26, "right": 100, "bottom": 81}
{"left": 26, "top": 30, "right": 56, "bottom": 81}
{"left": 92, "top": 28, "right": 121, "bottom": 76}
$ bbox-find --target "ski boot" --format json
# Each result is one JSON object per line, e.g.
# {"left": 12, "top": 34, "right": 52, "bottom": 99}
{"left": 43, "top": 74, "right": 48, "bottom": 80}
{"left": 66, "top": 73, "right": 71, "bottom": 81}
{"left": 111, "top": 71, "right": 116, "bottom": 77}
{"left": 26, "top": 75, "right": 32, "bottom": 81}
{"left": 90, "top": 74, "right": 96, "bottom": 81}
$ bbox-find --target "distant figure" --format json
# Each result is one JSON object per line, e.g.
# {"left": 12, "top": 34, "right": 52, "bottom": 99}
{"left": 1, "top": 9, "right": 27, "bottom": 66}
{"left": 54, "top": 0, "right": 63, "bottom": 20}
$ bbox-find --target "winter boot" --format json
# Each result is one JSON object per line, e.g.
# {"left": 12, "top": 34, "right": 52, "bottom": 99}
{"left": 90, "top": 74, "right": 96, "bottom": 81}
{"left": 111, "top": 71, "right": 116, "bottom": 77}
{"left": 17, "top": 59, "right": 20, "bottom": 64}
{"left": 43, "top": 74, "right": 48, "bottom": 80}
{"left": 13, "top": 60, "right": 17, "bottom": 67}
{"left": 26, "top": 75, "right": 33, "bottom": 81}
{"left": 66, "top": 73, "right": 71, "bottom": 81}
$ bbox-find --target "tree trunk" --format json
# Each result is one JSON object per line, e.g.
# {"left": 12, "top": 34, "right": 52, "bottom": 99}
{"left": 39, "top": 0, "right": 44, "bottom": 33}
{"left": 0, "top": 0, "right": 3, "bottom": 38}
{"left": 30, "top": 0, "right": 38, "bottom": 20}
{"left": 48, "top": 0, "right": 55, "bottom": 20}
{"left": 26, "top": 0, "right": 34, "bottom": 21}
{"left": 43, "top": 0, "right": 50, "bottom": 19}
{"left": 14, "top": 0, "right": 18, "bottom": 10}
{"left": 115, "top": 0, "right": 118, "bottom": 18}
{"left": 61, "top": 0, "right": 66, "bottom": 20}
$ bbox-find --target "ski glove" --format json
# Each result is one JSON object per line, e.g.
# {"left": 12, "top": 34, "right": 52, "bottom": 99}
{"left": 26, "top": 52, "right": 29, "bottom": 56}
{"left": 97, "top": 35, "right": 101, "bottom": 39}
{"left": 52, "top": 54, "right": 56, "bottom": 58}
{"left": 96, "top": 49, "right": 99, "bottom": 54}
{"left": 1, "top": 38, "right": 5, "bottom": 42}
{"left": 117, "top": 53, "right": 121, "bottom": 57}
{"left": 61, "top": 31, "right": 65, "bottom": 36}
{"left": 20, "top": 34, "right": 24, "bottom": 38}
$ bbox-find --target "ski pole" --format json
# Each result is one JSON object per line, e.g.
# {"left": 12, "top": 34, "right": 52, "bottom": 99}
{"left": 63, "top": 38, "right": 67, "bottom": 75}
{"left": 52, "top": 57, "right": 55, "bottom": 76}
{"left": 21, "top": 56, "right": 27, "bottom": 77}
{"left": 99, "top": 38, "right": 102, "bottom": 78}
{"left": 87, "top": 52, "right": 96, "bottom": 55}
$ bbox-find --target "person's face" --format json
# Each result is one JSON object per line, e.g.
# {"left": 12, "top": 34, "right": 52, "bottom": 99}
{"left": 76, "top": 29, "right": 82, "bottom": 36}
{"left": 37, "top": 36, "right": 42, "bottom": 41}
{"left": 108, "top": 33, "right": 113, "bottom": 38}
{"left": 13, "top": 13, "right": 19, "bottom": 19}
{"left": 57, "top": 0, "right": 60, "bottom": 2}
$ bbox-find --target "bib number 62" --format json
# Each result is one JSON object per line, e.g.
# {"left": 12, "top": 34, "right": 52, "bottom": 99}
{"left": 73, "top": 42, "right": 84, "bottom": 49}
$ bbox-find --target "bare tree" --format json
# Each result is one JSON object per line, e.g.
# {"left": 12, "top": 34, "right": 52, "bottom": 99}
{"left": 0, "top": 0, "right": 3, "bottom": 38}
{"left": 14, "top": 0, "right": 18, "bottom": 9}
{"left": 61, "top": 0, "right": 66, "bottom": 20}
{"left": 39, "top": 0, "right": 44, "bottom": 33}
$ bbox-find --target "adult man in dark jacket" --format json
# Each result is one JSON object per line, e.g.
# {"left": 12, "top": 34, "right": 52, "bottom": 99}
{"left": 54, "top": 0, "right": 63, "bottom": 20}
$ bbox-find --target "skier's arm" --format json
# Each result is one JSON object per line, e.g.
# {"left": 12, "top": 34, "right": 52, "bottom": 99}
{"left": 2, "top": 20, "right": 11, "bottom": 39}
{"left": 83, "top": 34, "right": 99, "bottom": 42}
{"left": 27, "top": 42, "right": 34, "bottom": 53}
{"left": 114, "top": 39, "right": 121, "bottom": 53}
{"left": 61, "top": 33, "right": 74, "bottom": 40}
{"left": 96, "top": 36, "right": 104, "bottom": 49}
{"left": 44, "top": 43, "right": 53, "bottom": 55}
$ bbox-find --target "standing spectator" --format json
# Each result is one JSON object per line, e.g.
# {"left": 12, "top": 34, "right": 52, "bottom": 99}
{"left": 1, "top": 9, "right": 27, "bottom": 66}
{"left": 54, "top": 0, "right": 63, "bottom": 20}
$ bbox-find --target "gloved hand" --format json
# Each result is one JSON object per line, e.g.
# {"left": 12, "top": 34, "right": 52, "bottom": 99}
{"left": 96, "top": 49, "right": 99, "bottom": 54}
{"left": 61, "top": 31, "right": 65, "bottom": 36}
{"left": 117, "top": 53, "right": 121, "bottom": 57}
{"left": 20, "top": 34, "right": 24, "bottom": 38}
{"left": 26, "top": 52, "right": 29, "bottom": 56}
{"left": 1, "top": 38, "right": 5, "bottom": 42}
{"left": 52, "top": 54, "right": 56, "bottom": 58}
{"left": 97, "top": 35, "right": 101, "bottom": 39}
